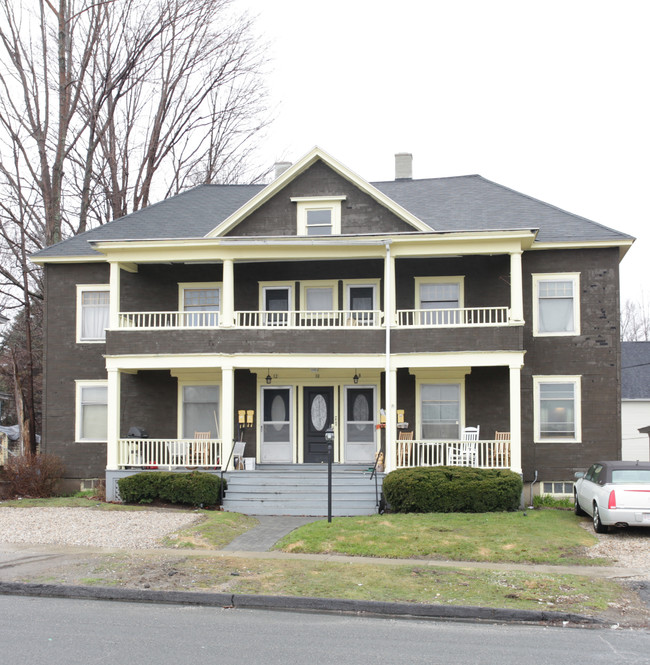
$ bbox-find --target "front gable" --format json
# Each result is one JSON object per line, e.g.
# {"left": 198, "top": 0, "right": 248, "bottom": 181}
{"left": 226, "top": 160, "right": 417, "bottom": 237}
{"left": 209, "top": 146, "right": 430, "bottom": 238}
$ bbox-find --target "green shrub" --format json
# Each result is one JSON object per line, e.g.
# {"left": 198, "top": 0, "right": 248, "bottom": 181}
{"left": 117, "top": 471, "right": 225, "bottom": 507}
{"left": 532, "top": 494, "right": 572, "bottom": 509}
{"left": 382, "top": 466, "right": 523, "bottom": 513}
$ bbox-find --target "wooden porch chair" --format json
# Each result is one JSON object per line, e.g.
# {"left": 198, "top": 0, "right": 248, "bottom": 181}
{"left": 493, "top": 431, "right": 510, "bottom": 467}
{"left": 192, "top": 431, "right": 211, "bottom": 466}
{"left": 398, "top": 431, "right": 414, "bottom": 467}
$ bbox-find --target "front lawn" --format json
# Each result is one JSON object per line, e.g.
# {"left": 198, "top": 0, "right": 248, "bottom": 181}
{"left": 276, "top": 510, "right": 605, "bottom": 566}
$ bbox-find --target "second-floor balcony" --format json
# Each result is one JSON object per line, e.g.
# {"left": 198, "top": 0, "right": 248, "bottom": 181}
{"left": 117, "top": 306, "right": 512, "bottom": 330}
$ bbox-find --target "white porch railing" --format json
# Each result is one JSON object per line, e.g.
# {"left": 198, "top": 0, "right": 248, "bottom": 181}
{"left": 119, "top": 311, "right": 220, "bottom": 329}
{"left": 397, "top": 307, "right": 509, "bottom": 327}
{"left": 117, "top": 438, "right": 222, "bottom": 469}
{"left": 395, "top": 439, "right": 511, "bottom": 469}
{"left": 236, "top": 310, "right": 383, "bottom": 328}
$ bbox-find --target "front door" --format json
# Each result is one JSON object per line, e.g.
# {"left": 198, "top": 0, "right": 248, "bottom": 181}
{"left": 344, "top": 386, "right": 376, "bottom": 463}
{"left": 303, "top": 386, "right": 334, "bottom": 463}
{"left": 260, "top": 387, "right": 293, "bottom": 463}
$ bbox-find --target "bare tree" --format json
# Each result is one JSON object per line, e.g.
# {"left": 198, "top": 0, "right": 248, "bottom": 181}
{"left": 0, "top": 0, "right": 270, "bottom": 451}
{"left": 621, "top": 296, "right": 650, "bottom": 341}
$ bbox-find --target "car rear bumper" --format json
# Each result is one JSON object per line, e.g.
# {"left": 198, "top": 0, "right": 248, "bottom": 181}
{"left": 600, "top": 507, "right": 650, "bottom": 527}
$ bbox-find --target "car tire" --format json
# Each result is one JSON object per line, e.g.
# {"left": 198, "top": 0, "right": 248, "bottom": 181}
{"left": 593, "top": 504, "right": 608, "bottom": 534}
{"left": 574, "top": 491, "right": 586, "bottom": 516}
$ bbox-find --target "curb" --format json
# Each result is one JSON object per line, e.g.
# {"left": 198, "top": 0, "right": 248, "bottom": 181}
{"left": 0, "top": 581, "right": 605, "bottom": 626}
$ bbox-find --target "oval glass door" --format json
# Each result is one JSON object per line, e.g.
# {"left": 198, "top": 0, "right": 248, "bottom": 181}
{"left": 345, "top": 386, "right": 376, "bottom": 463}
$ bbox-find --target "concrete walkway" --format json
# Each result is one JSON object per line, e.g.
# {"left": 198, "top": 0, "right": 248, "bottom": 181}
{"left": 221, "top": 516, "right": 322, "bottom": 552}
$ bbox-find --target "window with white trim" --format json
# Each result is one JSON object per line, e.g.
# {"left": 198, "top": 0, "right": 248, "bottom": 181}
{"left": 416, "top": 276, "right": 464, "bottom": 325}
{"left": 292, "top": 196, "right": 345, "bottom": 236}
{"left": 76, "top": 285, "right": 110, "bottom": 342}
{"left": 76, "top": 381, "right": 107, "bottom": 441}
{"left": 533, "top": 376, "right": 581, "bottom": 442}
{"left": 532, "top": 273, "right": 580, "bottom": 336}
{"left": 181, "top": 385, "right": 220, "bottom": 439}
{"left": 261, "top": 283, "right": 293, "bottom": 326}
{"left": 542, "top": 481, "right": 574, "bottom": 495}
{"left": 179, "top": 282, "right": 221, "bottom": 327}
{"left": 301, "top": 281, "right": 338, "bottom": 312}
{"left": 420, "top": 383, "right": 461, "bottom": 439}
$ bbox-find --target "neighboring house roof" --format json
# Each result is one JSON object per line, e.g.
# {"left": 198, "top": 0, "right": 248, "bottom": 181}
{"left": 31, "top": 148, "right": 634, "bottom": 261}
{"left": 621, "top": 342, "right": 650, "bottom": 399}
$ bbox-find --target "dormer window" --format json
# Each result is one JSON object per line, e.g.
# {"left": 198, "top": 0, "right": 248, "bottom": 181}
{"left": 292, "top": 196, "right": 345, "bottom": 236}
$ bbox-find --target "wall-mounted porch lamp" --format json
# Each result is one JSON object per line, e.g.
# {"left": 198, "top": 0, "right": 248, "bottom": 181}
{"left": 265, "top": 369, "right": 272, "bottom": 385}
{"left": 353, "top": 370, "right": 359, "bottom": 384}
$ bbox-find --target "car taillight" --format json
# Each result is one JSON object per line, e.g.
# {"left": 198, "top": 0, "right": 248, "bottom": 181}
{"left": 608, "top": 490, "right": 617, "bottom": 510}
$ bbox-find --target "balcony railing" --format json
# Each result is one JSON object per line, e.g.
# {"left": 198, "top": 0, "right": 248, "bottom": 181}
{"left": 397, "top": 307, "right": 509, "bottom": 327}
{"left": 395, "top": 438, "right": 511, "bottom": 469}
{"left": 116, "top": 307, "right": 510, "bottom": 330}
{"left": 119, "top": 311, "right": 219, "bottom": 329}
{"left": 236, "top": 310, "right": 382, "bottom": 328}
{"left": 118, "top": 438, "right": 222, "bottom": 469}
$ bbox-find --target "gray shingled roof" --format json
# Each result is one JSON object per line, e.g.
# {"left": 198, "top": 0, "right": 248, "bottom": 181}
{"left": 622, "top": 342, "right": 650, "bottom": 400}
{"left": 33, "top": 173, "right": 632, "bottom": 259}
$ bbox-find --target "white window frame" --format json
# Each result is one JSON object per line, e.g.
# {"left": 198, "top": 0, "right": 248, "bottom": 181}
{"left": 344, "top": 279, "right": 379, "bottom": 310}
{"left": 541, "top": 481, "right": 575, "bottom": 496}
{"left": 76, "top": 284, "right": 110, "bottom": 343}
{"left": 259, "top": 282, "right": 294, "bottom": 326}
{"left": 300, "top": 280, "right": 339, "bottom": 312}
{"left": 533, "top": 375, "right": 582, "bottom": 443}
{"left": 178, "top": 282, "right": 222, "bottom": 326}
{"left": 292, "top": 196, "right": 346, "bottom": 236}
{"left": 416, "top": 376, "right": 466, "bottom": 440}
{"left": 75, "top": 380, "right": 108, "bottom": 442}
{"left": 415, "top": 276, "right": 465, "bottom": 309}
{"left": 177, "top": 380, "right": 220, "bottom": 440}
{"left": 532, "top": 273, "right": 580, "bottom": 337}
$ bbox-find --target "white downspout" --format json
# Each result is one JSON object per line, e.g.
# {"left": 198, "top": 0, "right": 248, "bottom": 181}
{"left": 384, "top": 240, "right": 394, "bottom": 471}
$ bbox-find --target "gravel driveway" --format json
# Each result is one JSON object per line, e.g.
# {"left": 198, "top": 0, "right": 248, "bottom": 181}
{"left": 0, "top": 507, "right": 201, "bottom": 549}
{"left": 582, "top": 523, "right": 650, "bottom": 580}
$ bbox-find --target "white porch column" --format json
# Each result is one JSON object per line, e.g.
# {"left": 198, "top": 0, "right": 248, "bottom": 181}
{"left": 508, "top": 364, "right": 522, "bottom": 474}
{"left": 109, "top": 262, "right": 121, "bottom": 330}
{"left": 509, "top": 250, "right": 524, "bottom": 324}
{"left": 385, "top": 367, "right": 398, "bottom": 472}
{"left": 221, "top": 259, "right": 234, "bottom": 327}
{"left": 221, "top": 366, "right": 235, "bottom": 469}
{"left": 106, "top": 368, "right": 121, "bottom": 470}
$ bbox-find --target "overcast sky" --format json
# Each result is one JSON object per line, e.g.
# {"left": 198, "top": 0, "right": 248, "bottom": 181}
{"left": 240, "top": 0, "right": 648, "bottom": 303}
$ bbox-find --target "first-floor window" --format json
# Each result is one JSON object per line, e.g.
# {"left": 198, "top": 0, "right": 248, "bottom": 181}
{"left": 420, "top": 383, "right": 461, "bottom": 439}
{"left": 534, "top": 376, "right": 581, "bottom": 442}
{"left": 77, "top": 285, "right": 110, "bottom": 342}
{"left": 182, "top": 385, "right": 220, "bottom": 439}
{"left": 76, "top": 381, "right": 107, "bottom": 441}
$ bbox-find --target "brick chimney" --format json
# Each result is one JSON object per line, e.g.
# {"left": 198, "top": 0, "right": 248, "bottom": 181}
{"left": 395, "top": 153, "right": 413, "bottom": 180}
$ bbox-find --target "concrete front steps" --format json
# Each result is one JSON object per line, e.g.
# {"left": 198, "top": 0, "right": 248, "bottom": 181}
{"left": 222, "top": 464, "right": 384, "bottom": 516}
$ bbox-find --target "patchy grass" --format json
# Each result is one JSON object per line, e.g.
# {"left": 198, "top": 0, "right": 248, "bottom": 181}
{"left": 76, "top": 553, "right": 625, "bottom": 617}
{"left": 275, "top": 511, "right": 606, "bottom": 566}
{"left": 161, "top": 511, "right": 257, "bottom": 550}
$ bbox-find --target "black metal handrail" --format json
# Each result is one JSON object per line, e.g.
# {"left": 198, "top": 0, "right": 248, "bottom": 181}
{"left": 219, "top": 438, "right": 239, "bottom": 505}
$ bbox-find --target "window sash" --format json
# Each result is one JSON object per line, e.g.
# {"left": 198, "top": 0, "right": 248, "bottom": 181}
{"left": 421, "top": 383, "right": 460, "bottom": 439}
{"left": 539, "top": 382, "right": 576, "bottom": 438}
{"left": 79, "top": 384, "right": 107, "bottom": 440}
{"left": 182, "top": 385, "right": 219, "bottom": 439}
{"left": 306, "top": 287, "right": 333, "bottom": 311}
{"left": 80, "top": 290, "right": 109, "bottom": 340}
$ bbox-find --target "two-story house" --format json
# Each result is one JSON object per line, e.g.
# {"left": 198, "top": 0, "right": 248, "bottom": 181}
{"left": 32, "top": 147, "right": 633, "bottom": 513}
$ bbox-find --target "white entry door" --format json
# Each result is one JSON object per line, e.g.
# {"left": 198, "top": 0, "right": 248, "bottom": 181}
{"left": 344, "top": 386, "right": 376, "bottom": 463}
{"left": 260, "top": 387, "right": 293, "bottom": 463}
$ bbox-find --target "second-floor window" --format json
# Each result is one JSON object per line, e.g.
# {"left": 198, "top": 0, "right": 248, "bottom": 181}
{"left": 180, "top": 283, "right": 221, "bottom": 326}
{"left": 416, "top": 277, "right": 464, "bottom": 325}
{"left": 77, "top": 285, "right": 110, "bottom": 342}
{"left": 533, "top": 273, "right": 580, "bottom": 336}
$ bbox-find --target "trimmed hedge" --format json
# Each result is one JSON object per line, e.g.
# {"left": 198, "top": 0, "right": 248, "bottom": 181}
{"left": 117, "top": 471, "right": 225, "bottom": 507}
{"left": 382, "top": 466, "right": 522, "bottom": 513}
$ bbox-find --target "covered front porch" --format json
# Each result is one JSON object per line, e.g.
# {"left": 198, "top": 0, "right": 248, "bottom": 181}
{"left": 104, "top": 351, "right": 524, "bottom": 478}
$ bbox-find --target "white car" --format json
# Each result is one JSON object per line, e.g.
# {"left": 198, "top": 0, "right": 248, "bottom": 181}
{"left": 574, "top": 461, "right": 650, "bottom": 533}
